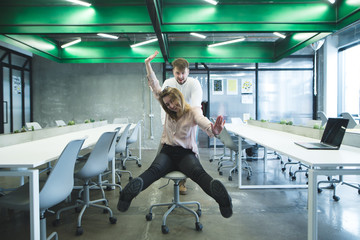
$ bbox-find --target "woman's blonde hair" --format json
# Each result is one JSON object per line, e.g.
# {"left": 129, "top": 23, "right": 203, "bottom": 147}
{"left": 159, "top": 87, "right": 190, "bottom": 120}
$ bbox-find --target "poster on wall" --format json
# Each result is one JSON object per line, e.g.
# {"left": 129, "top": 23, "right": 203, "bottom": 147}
{"left": 227, "top": 79, "right": 238, "bottom": 95}
{"left": 241, "top": 79, "right": 253, "bottom": 94}
{"left": 213, "top": 79, "right": 223, "bottom": 95}
{"left": 12, "top": 76, "right": 22, "bottom": 94}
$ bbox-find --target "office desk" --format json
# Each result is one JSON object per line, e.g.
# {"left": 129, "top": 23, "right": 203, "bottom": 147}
{"left": 225, "top": 123, "right": 360, "bottom": 240}
{"left": 0, "top": 123, "right": 140, "bottom": 240}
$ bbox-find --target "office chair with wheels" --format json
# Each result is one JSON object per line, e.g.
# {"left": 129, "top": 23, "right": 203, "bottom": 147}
{"left": 26, "top": 121, "right": 42, "bottom": 131}
{"left": 55, "top": 120, "right": 66, "bottom": 127}
{"left": 100, "top": 126, "right": 133, "bottom": 189}
{"left": 0, "top": 138, "right": 85, "bottom": 240}
{"left": 216, "top": 126, "right": 253, "bottom": 181}
{"left": 317, "top": 111, "right": 328, "bottom": 127}
{"left": 145, "top": 171, "right": 202, "bottom": 234}
{"left": 122, "top": 120, "right": 142, "bottom": 170}
{"left": 53, "top": 131, "right": 118, "bottom": 236}
{"left": 340, "top": 112, "right": 358, "bottom": 129}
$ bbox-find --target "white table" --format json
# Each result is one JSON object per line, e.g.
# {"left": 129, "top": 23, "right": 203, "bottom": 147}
{"left": 0, "top": 123, "right": 141, "bottom": 240}
{"left": 225, "top": 123, "right": 360, "bottom": 240}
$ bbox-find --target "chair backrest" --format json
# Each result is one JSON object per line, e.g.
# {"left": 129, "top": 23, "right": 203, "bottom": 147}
{"left": 231, "top": 117, "right": 244, "bottom": 125}
{"left": 76, "top": 131, "right": 117, "bottom": 180}
{"left": 113, "top": 118, "right": 129, "bottom": 124}
{"left": 39, "top": 139, "right": 85, "bottom": 210}
{"left": 115, "top": 124, "right": 132, "bottom": 154}
{"left": 317, "top": 111, "right": 328, "bottom": 127}
{"left": 340, "top": 112, "right": 358, "bottom": 128}
{"left": 55, "top": 120, "right": 67, "bottom": 127}
{"left": 127, "top": 120, "right": 141, "bottom": 145}
{"left": 25, "top": 122, "right": 42, "bottom": 131}
{"left": 217, "top": 127, "right": 238, "bottom": 152}
{"left": 108, "top": 127, "right": 122, "bottom": 162}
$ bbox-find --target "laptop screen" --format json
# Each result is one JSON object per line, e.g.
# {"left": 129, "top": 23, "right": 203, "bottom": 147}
{"left": 321, "top": 118, "right": 349, "bottom": 147}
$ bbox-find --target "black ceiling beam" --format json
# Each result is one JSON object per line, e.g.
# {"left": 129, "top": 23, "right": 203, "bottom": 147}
{"left": 146, "top": 0, "right": 169, "bottom": 63}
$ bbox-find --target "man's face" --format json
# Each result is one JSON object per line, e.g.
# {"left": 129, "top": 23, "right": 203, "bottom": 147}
{"left": 173, "top": 67, "right": 189, "bottom": 85}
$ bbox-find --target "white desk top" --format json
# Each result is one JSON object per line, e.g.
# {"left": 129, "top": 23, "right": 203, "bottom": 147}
{"left": 225, "top": 123, "right": 360, "bottom": 168}
{"left": 0, "top": 124, "right": 124, "bottom": 168}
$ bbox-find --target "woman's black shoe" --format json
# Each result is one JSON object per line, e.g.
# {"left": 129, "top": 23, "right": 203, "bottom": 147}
{"left": 117, "top": 178, "right": 143, "bottom": 212}
{"left": 210, "top": 179, "right": 233, "bottom": 218}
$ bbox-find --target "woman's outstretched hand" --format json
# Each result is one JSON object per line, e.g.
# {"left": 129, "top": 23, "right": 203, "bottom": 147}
{"left": 211, "top": 115, "right": 225, "bottom": 136}
{"left": 145, "top": 50, "right": 159, "bottom": 64}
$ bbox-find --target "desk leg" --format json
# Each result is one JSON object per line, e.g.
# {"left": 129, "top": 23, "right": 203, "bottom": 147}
{"left": 263, "top": 147, "right": 268, "bottom": 172}
{"left": 238, "top": 136, "right": 243, "bottom": 188}
{"left": 308, "top": 168, "right": 317, "bottom": 240}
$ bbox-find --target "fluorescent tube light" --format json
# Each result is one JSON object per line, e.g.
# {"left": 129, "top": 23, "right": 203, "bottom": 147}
{"left": 66, "top": 0, "right": 92, "bottom": 7}
{"left": 130, "top": 38, "right": 158, "bottom": 48}
{"left": 208, "top": 38, "right": 245, "bottom": 48}
{"left": 61, "top": 38, "right": 81, "bottom": 48}
{"left": 273, "top": 32, "right": 286, "bottom": 39}
{"left": 190, "top": 33, "right": 207, "bottom": 39}
{"left": 97, "top": 33, "right": 119, "bottom": 39}
{"left": 328, "top": 0, "right": 336, "bottom": 4}
{"left": 204, "top": 0, "right": 218, "bottom": 5}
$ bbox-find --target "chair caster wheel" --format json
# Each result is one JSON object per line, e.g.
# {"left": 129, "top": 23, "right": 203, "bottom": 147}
{"left": 146, "top": 213, "right": 153, "bottom": 221}
{"left": 76, "top": 227, "right": 83, "bottom": 236}
{"left": 109, "top": 217, "right": 117, "bottom": 224}
{"left": 291, "top": 176, "right": 296, "bottom": 181}
{"left": 228, "top": 176, "right": 232, "bottom": 181}
{"left": 122, "top": 166, "right": 127, "bottom": 170}
{"left": 52, "top": 219, "right": 60, "bottom": 227}
{"left": 209, "top": 159, "right": 213, "bottom": 162}
{"left": 195, "top": 222, "right": 203, "bottom": 231}
{"left": 219, "top": 171, "right": 223, "bottom": 176}
{"left": 162, "top": 225, "right": 169, "bottom": 234}
{"left": 137, "top": 163, "right": 142, "bottom": 167}
{"left": 247, "top": 176, "right": 251, "bottom": 180}
{"left": 333, "top": 195, "right": 340, "bottom": 201}
{"left": 106, "top": 186, "right": 112, "bottom": 191}
{"left": 317, "top": 188, "right": 322, "bottom": 193}
{"left": 129, "top": 176, "right": 133, "bottom": 180}
{"left": 289, "top": 172, "right": 293, "bottom": 177}
{"left": 281, "top": 167, "right": 286, "bottom": 172}
{"left": 196, "top": 209, "right": 202, "bottom": 217}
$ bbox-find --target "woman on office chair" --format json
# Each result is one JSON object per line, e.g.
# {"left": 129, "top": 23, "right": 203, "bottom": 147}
{"left": 117, "top": 51, "right": 232, "bottom": 218}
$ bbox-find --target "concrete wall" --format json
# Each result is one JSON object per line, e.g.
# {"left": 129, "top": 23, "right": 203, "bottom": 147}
{"left": 32, "top": 55, "right": 163, "bottom": 149}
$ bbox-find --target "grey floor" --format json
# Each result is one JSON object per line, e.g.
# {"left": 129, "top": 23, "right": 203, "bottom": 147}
{"left": 1, "top": 146, "right": 360, "bottom": 240}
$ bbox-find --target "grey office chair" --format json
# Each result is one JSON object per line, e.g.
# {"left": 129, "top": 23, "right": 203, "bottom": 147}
{"left": 217, "top": 126, "right": 253, "bottom": 181}
{"left": 53, "top": 131, "right": 118, "bottom": 236}
{"left": 0, "top": 138, "right": 85, "bottom": 240}
{"left": 317, "top": 111, "right": 328, "bottom": 127}
{"left": 100, "top": 126, "right": 133, "bottom": 190}
{"left": 55, "top": 120, "right": 66, "bottom": 127}
{"left": 145, "top": 171, "right": 202, "bottom": 234}
{"left": 340, "top": 112, "right": 358, "bottom": 128}
{"left": 114, "top": 124, "right": 133, "bottom": 180}
{"left": 122, "top": 120, "right": 142, "bottom": 170}
{"left": 26, "top": 121, "right": 42, "bottom": 131}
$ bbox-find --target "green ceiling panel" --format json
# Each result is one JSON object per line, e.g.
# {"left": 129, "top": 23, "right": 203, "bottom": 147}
{"left": 59, "top": 42, "right": 163, "bottom": 63}
{"left": 0, "top": 1, "right": 359, "bottom": 63}
{"left": 162, "top": 4, "right": 336, "bottom": 24}
{"left": 169, "top": 42, "right": 274, "bottom": 63}
{"left": 0, "top": 34, "right": 61, "bottom": 62}
{"left": 0, "top": 6, "right": 151, "bottom": 33}
{"left": 162, "top": 23, "right": 337, "bottom": 33}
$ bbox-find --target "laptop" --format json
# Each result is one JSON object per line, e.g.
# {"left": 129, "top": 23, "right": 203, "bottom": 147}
{"left": 294, "top": 118, "right": 349, "bottom": 150}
